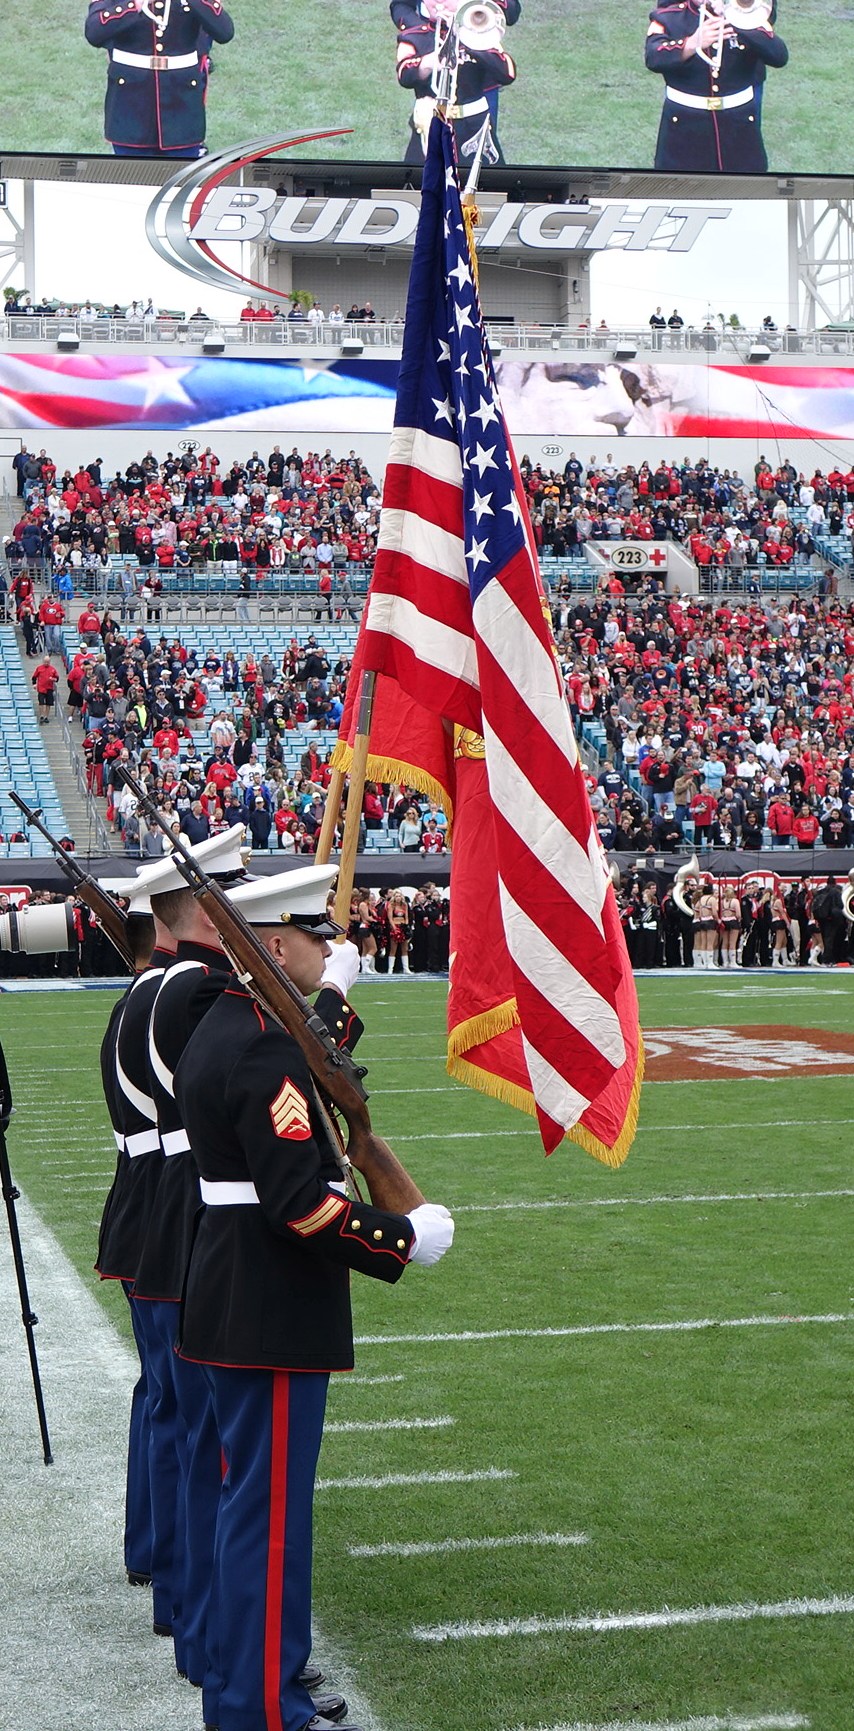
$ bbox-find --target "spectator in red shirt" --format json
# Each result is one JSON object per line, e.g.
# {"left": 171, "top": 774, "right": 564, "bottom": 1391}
{"left": 690, "top": 784, "right": 717, "bottom": 848}
{"left": 32, "top": 655, "right": 60, "bottom": 723}
{"left": 793, "top": 807, "right": 820, "bottom": 849}
{"left": 420, "top": 819, "right": 446, "bottom": 855}
{"left": 78, "top": 604, "right": 102, "bottom": 645}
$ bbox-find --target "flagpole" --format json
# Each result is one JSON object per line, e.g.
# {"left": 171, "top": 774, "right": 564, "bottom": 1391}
{"left": 331, "top": 670, "right": 376, "bottom": 930}
{"left": 314, "top": 767, "right": 344, "bottom": 867}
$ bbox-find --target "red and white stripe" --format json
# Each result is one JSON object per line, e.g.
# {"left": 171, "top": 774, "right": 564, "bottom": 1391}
{"left": 365, "top": 420, "right": 627, "bottom": 1154}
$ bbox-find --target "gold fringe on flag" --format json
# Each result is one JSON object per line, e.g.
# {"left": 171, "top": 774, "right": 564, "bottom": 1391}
{"left": 446, "top": 1002, "right": 645, "bottom": 1170}
{"left": 461, "top": 196, "right": 481, "bottom": 291}
{"left": 330, "top": 740, "right": 454, "bottom": 843}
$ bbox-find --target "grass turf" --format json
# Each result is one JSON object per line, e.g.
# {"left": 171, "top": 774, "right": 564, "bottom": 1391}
{"left": 1, "top": 0, "right": 848, "bottom": 176}
{"left": 1, "top": 973, "right": 853, "bottom": 1730}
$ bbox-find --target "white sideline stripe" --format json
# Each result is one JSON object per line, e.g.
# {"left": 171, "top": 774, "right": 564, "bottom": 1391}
{"left": 355, "top": 1313, "right": 854, "bottom": 1347}
{"left": 381, "top": 1117, "right": 854, "bottom": 1142}
{"left": 412, "top": 1592, "right": 854, "bottom": 1644}
{"left": 366, "top": 592, "right": 479, "bottom": 689}
{"left": 325, "top": 1416, "right": 454, "bottom": 1435}
{"left": 342, "top": 1374, "right": 406, "bottom": 1387}
{"left": 457, "top": 1189, "right": 854, "bottom": 1214}
{"left": 349, "top": 1531, "right": 589, "bottom": 1559}
{"left": 317, "top": 1467, "right": 516, "bottom": 1491}
{"left": 508, "top": 1716, "right": 809, "bottom": 1731}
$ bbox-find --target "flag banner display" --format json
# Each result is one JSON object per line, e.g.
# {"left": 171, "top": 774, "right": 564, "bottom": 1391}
{"left": 2, "top": 350, "right": 854, "bottom": 439}
{"left": 335, "top": 117, "right": 642, "bottom": 1163}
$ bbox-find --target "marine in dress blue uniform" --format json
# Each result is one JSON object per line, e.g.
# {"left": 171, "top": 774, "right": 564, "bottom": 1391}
{"left": 645, "top": 1, "right": 787, "bottom": 172}
{"left": 84, "top": 0, "right": 234, "bottom": 157}
{"left": 135, "top": 842, "right": 354, "bottom": 1721}
{"left": 94, "top": 902, "right": 165, "bottom": 1589}
{"left": 174, "top": 867, "right": 454, "bottom": 1731}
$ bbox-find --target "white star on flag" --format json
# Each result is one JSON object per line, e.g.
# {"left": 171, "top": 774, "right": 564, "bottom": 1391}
{"left": 471, "top": 442, "right": 498, "bottom": 478}
{"left": 432, "top": 395, "right": 454, "bottom": 426}
{"left": 454, "top": 301, "right": 474, "bottom": 336}
{"left": 472, "top": 395, "right": 499, "bottom": 430}
{"left": 471, "top": 490, "right": 494, "bottom": 523}
{"left": 466, "top": 536, "right": 490, "bottom": 570}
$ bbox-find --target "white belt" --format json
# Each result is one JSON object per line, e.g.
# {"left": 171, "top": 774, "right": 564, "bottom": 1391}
{"left": 200, "top": 1179, "right": 260, "bottom": 1206}
{"left": 448, "top": 98, "right": 489, "bottom": 119}
{"left": 125, "top": 1127, "right": 161, "bottom": 1158}
{"left": 161, "top": 1128, "right": 191, "bottom": 1157}
{"left": 114, "top": 1130, "right": 124, "bottom": 1152}
{"left": 112, "top": 48, "right": 198, "bottom": 69}
{"left": 665, "top": 84, "right": 754, "bottom": 111}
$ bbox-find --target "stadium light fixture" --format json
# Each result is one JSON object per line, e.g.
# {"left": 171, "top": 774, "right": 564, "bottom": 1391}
{"left": 201, "top": 328, "right": 226, "bottom": 354}
{"left": 747, "top": 343, "right": 772, "bottom": 363}
{"left": 56, "top": 330, "right": 80, "bottom": 351}
{"left": 340, "top": 338, "right": 364, "bottom": 358}
{"left": 613, "top": 343, "right": 637, "bottom": 362}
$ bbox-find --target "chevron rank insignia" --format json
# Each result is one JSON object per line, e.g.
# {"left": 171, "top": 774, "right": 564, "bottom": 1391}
{"left": 290, "top": 1192, "right": 349, "bottom": 1236}
{"left": 269, "top": 1079, "right": 312, "bottom": 1140}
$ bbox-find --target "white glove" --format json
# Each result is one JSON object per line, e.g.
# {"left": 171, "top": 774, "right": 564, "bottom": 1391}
{"left": 320, "top": 939, "right": 361, "bottom": 997}
{"left": 406, "top": 1202, "right": 455, "bottom": 1267}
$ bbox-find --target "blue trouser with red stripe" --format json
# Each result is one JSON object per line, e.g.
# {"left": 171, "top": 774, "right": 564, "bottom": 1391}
{"left": 134, "top": 1298, "right": 180, "bottom": 1633}
{"left": 124, "top": 1283, "right": 153, "bottom": 1578}
{"left": 173, "top": 1347, "right": 221, "bottom": 1685}
{"left": 201, "top": 1366, "right": 329, "bottom": 1731}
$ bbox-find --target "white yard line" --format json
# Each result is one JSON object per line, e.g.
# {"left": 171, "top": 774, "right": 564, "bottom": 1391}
{"left": 508, "top": 1716, "right": 810, "bottom": 1731}
{"left": 317, "top": 1467, "right": 517, "bottom": 1491}
{"left": 456, "top": 1189, "right": 854, "bottom": 1215}
{"left": 339, "top": 1374, "right": 406, "bottom": 1387}
{"left": 0, "top": 1193, "right": 387, "bottom": 1731}
{"left": 349, "top": 1531, "right": 589, "bottom": 1559}
{"left": 412, "top": 1593, "right": 854, "bottom": 1644}
{"left": 386, "top": 1119, "right": 854, "bottom": 1142}
{"left": 325, "top": 1416, "right": 454, "bottom": 1435}
{"left": 355, "top": 1313, "right": 854, "bottom": 1348}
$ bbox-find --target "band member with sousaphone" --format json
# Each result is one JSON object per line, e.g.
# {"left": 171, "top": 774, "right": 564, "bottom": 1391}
{"left": 670, "top": 853, "right": 699, "bottom": 968}
{"left": 645, "top": 0, "right": 787, "bottom": 172}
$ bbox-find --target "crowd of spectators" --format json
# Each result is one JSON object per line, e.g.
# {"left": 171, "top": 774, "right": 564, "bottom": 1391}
{"left": 520, "top": 450, "right": 853, "bottom": 585}
{"left": 3, "top": 294, "right": 396, "bottom": 331}
{"left": 614, "top": 868, "right": 853, "bottom": 971}
{"left": 568, "top": 589, "right": 854, "bottom": 855}
{"left": 3, "top": 443, "right": 383, "bottom": 609}
{"left": 46, "top": 611, "right": 449, "bottom": 862}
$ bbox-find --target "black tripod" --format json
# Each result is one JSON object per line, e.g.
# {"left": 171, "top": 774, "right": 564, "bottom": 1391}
{"left": 0, "top": 1041, "right": 53, "bottom": 1465}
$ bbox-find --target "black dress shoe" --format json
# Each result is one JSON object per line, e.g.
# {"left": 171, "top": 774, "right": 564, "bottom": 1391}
{"left": 153, "top": 1621, "right": 172, "bottom": 1637}
{"left": 126, "top": 1569, "right": 151, "bottom": 1586}
{"left": 300, "top": 1664, "right": 326, "bottom": 1689}
{"left": 310, "top": 1695, "right": 347, "bottom": 1723}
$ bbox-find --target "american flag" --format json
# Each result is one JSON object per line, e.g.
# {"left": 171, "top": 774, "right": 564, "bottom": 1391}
{"left": 359, "top": 116, "right": 641, "bottom": 1157}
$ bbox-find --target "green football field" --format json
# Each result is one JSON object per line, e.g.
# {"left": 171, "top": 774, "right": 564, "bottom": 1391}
{"left": 1, "top": 972, "right": 853, "bottom": 1731}
{"left": 0, "top": 0, "right": 848, "bottom": 175}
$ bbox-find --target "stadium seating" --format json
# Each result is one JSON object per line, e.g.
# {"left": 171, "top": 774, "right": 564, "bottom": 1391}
{"left": 0, "top": 627, "right": 69, "bottom": 856}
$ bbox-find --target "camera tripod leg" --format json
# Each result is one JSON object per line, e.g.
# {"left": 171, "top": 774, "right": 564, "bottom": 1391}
{"left": 0, "top": 1130, "right": 53, "bottom": 1465}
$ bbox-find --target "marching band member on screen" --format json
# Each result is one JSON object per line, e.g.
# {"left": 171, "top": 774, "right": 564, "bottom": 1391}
{"left": 645, "top": 0, "right": 787, "bottom": 173}
{"left": 84, "top": 0, "right": 234, "bottom": 158}
{"left": 395, "top": 0, "right": 517, "bottom": 165}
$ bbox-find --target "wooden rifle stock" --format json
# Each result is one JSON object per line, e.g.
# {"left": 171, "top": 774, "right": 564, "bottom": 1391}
{"left": 9, "top": 791, "right": 134, "bottom": 970}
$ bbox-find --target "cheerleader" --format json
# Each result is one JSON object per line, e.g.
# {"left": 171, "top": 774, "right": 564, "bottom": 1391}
{"left": 770, "top": 885, "right": 791, "bottom": 967}
{"left": 719, "top": 885, "right": 742, "bottom": 969}
{"left": 387, "top": 890, "right": 412, "bottom": 975}
{"left": 693, "top": 880, "right": 718, "bottom": 970}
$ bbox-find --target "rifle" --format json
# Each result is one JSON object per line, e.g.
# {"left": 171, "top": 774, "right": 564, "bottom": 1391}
{"left": 9, "top": 792, "right": 134, "bottom": 971}
{"left": 120, "top": 769, "right": 373, "bottom": 1133}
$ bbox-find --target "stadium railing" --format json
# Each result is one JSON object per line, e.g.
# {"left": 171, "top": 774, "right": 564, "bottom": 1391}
{"left": 3, "top": 316, "right": 853, "bottom": 358}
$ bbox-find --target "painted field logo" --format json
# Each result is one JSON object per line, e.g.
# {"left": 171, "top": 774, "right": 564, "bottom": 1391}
{"left": 645, "top": 1025, "right": 854, "bottom": 1081}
